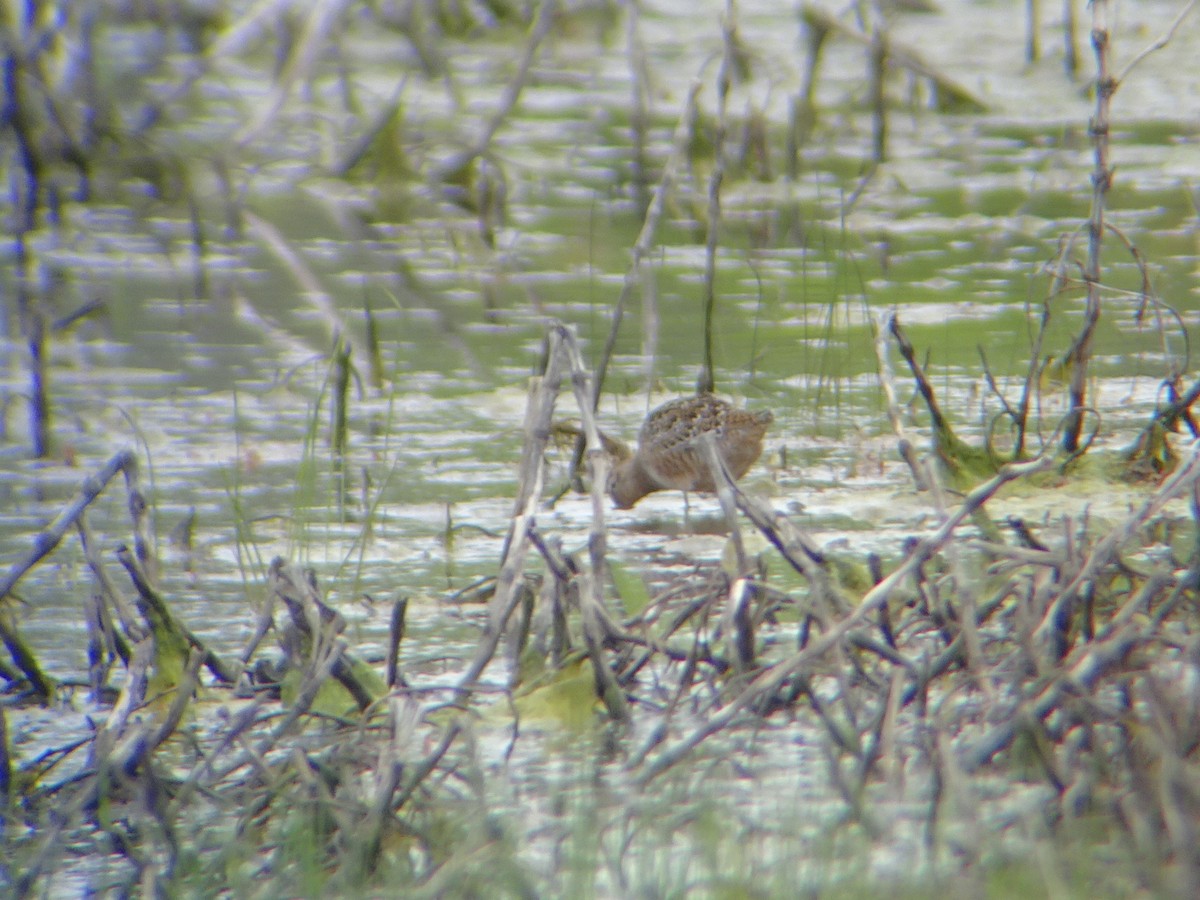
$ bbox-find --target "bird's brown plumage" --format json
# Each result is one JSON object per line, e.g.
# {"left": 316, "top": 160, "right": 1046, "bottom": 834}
{"left": 608, "top": 394, "right": 773, "bottom": 509}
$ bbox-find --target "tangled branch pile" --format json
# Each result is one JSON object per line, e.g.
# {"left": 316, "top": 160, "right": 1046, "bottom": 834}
{"left": 6, "top": 324, "right": 1198, "bottom": 895}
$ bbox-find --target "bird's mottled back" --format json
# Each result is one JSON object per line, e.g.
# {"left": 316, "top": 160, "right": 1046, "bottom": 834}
{"left": 609, "top": 394, "right": 773, "bottom": 509}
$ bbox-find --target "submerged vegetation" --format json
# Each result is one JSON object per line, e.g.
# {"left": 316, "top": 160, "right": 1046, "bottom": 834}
{"left": 3, "top": 0, "right": 1200, "bottom": 896}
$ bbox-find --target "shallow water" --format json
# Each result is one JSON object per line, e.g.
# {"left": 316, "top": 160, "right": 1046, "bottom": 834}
{"left": 2, "top": 0, "right": 1199, "bottom": 892}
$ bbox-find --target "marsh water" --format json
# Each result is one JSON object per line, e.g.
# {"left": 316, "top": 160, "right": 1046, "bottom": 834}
{"left": 2, "top": 0, "right": 1199, "bottom": 892}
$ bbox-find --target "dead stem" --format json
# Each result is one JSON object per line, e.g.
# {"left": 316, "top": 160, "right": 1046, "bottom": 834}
{"left": 0, "top": 450, "right": 137, "bottom": 603}
{"left": 568, "top": 80, "right": 704, "bottom": 486}
{"left": 697, "top": 0, "right": 736, "bottom": 396}
{"left": 639, "top": 454, "right": 1057, "bottom": 784}
{"left": 1032, "top": 441, "right": 1200, "bottom": 652}
{"left": 1061, "top": 0, "right": 1115, "bottom": 452}
{"left": 874, "top": 311, "right": 933, "bottom": 491}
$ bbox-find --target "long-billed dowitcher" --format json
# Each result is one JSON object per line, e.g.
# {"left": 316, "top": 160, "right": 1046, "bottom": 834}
{"left": 608, "top": 393, "right": 774, "bottom": 509}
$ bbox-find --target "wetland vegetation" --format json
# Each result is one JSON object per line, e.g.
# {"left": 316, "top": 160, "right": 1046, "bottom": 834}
{"left": 2, "top": 0, "right": 1200, "bottom": 896}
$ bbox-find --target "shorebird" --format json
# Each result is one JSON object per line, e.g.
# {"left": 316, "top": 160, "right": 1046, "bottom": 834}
{"left": 608, "top": 393, "right": 774, "bottom": 509}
